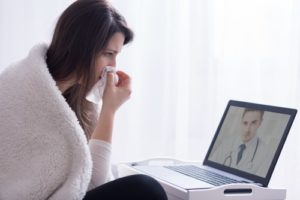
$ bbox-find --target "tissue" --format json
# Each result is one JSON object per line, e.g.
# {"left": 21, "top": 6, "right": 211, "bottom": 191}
{"left": 86, "top": 66, "right": 117, "bottom": 104}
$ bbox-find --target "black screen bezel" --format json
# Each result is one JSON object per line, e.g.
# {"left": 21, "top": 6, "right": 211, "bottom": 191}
{"left": 203, "top": 100, "right": 297, "bottom": 187}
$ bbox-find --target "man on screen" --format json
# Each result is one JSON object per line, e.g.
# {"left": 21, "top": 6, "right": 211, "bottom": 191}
{"left": 210, "top": 108, "right": 271, "bottom": 177}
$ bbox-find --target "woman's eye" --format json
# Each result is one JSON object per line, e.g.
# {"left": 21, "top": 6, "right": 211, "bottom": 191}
{"left": 104, "top": 52, "right": 113, "bottom": 56}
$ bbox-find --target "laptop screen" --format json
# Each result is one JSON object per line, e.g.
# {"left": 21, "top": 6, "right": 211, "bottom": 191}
{"left": 204, "top": 100, "right": 297, "bottom": 186}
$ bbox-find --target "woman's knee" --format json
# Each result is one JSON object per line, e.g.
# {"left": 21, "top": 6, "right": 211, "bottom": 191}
{"left": 124, "top": 174, "right": 168, "bottom": 200}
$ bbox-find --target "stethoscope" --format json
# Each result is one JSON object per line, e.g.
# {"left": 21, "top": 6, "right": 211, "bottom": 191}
{"left": 223, "top": 138, "right": 259, "bottom": 168}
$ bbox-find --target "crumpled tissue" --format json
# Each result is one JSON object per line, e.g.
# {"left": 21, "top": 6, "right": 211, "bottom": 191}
{"left": 86, "top": 66, "right": 117, "bottom": 104}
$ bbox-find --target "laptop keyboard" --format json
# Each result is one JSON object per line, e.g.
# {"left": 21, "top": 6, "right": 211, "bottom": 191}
{"left": 164, "top": 165, "right": 247, "bottom": 186}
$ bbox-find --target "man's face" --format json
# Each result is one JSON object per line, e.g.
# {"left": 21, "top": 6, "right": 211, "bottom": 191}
{"left": 241, "top": 111, "right": 262, "bottom": 143}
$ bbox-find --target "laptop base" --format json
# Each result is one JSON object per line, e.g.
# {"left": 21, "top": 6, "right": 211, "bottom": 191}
{"left": 117, "top": 160, "right": 286, "bottom": 200}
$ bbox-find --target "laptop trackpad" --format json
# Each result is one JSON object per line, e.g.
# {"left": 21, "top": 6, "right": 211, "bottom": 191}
{"left": 134, "top": 166, "right": 213, "bottom": 189}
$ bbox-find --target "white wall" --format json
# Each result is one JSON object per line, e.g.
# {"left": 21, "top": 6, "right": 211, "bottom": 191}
{"left": 0, "top": 0, "right": 73, "bottom": 70}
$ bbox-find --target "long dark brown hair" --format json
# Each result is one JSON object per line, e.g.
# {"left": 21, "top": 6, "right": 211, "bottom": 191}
{"left": 46, "top": 0, "right": 134, "bottom": 139}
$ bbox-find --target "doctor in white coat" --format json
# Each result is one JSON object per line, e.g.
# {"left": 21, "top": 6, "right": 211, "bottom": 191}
{"left": 210, "top": 109, "right": 271, "bottom": 177}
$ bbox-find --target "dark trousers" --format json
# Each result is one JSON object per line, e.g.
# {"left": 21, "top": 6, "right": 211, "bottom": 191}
{"left": 83, "top": 174, "right": 168, "bottom": 200}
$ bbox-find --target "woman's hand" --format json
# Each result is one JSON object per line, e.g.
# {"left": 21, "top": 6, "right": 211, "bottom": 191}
{"left": 91, "top": 71, "right": 131, "bottom": 142}
{"left": 101, "top": 70, "right": 131, "bottom": 114}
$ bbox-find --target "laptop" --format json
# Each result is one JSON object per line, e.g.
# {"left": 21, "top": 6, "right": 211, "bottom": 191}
{"left": 132, "top": 100, "right": 297, "bottom": 189}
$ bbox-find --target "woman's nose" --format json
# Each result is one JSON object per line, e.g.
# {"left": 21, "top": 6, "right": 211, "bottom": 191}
{"left": 108, "top": 58, "right": 116, "bottom": 67}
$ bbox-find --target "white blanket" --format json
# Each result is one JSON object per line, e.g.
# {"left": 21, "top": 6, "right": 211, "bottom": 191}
{"left": 0, "top": 44, "right": 92, "bottom": 200}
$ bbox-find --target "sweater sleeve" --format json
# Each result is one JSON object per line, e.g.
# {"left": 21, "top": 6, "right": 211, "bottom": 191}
{"left": 88, "top": 139, "right": 112, "bottom": 190}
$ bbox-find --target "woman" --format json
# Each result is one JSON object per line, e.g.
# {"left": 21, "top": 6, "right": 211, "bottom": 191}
{"left": 0, "top": 0, "right": 167, "bottom": 199}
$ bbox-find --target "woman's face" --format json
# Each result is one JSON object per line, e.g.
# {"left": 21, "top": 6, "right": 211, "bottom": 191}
{"left": 95, "top": 32, "right": 125, "bottom": 80}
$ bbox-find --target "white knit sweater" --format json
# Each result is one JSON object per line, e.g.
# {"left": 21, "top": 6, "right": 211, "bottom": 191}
{"left": 0, "top": 44, "right": 93, "bottom": 200}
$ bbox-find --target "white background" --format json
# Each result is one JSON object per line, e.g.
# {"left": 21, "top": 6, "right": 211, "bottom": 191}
{"left": 1, "top": 0, "right": 300, "bottom": 199}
